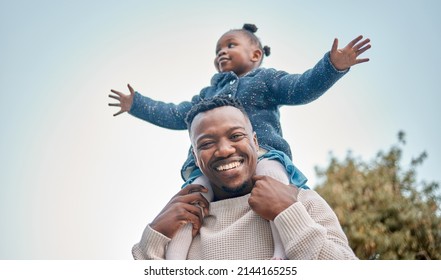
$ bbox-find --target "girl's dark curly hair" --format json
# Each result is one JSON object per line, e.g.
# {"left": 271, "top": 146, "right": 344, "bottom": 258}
{"left": 240, "top": 23, "right": 271, "bottom": 58}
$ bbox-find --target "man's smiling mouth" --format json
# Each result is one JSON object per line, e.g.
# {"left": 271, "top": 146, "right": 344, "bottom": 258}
{"left": 215, "top": 160, "right": 244, "bottom": 171}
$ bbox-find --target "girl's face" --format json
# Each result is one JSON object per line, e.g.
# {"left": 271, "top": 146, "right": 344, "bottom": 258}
{"left": 214, "top": 31, "right": 262, "bottom": 77}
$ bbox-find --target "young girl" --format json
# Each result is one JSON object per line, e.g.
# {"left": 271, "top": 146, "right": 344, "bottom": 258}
{"left": 109, "top": 24, "right": 371, "bottom": 259}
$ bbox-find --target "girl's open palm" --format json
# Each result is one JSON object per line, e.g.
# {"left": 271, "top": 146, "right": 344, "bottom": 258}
{"left": 330, "top": 35, "right": 371, "bottom": 71}
{"left": 108, "top": 84, "right": 135, "bottom": 117}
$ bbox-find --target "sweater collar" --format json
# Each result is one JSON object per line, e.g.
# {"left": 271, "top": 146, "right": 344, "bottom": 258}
{"left": 210, "top": 193, "right": 251, "bottom": 212}
{"left": 211, "top": 68, "right": 263, "bottom": 85}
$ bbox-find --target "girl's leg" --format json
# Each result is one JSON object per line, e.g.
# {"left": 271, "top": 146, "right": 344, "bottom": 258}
{"left": 165, "top": 175, "right": 213, "bottom": 259}
{"left": 256, "top": 158, "right": 289, "bottom": 260}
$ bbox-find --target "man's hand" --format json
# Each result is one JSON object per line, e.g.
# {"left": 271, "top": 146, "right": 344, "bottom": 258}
{"left": 108, "top": 84, "right": 135, "bottom": 117}
{"left": 248, "top": 175, "right": 299, "bottom": 221}
{"left": 150, "top": 184, "right": 210, "bottom": 238}
{"left": 330, "top": 35, "right": 371, "bottom": 71}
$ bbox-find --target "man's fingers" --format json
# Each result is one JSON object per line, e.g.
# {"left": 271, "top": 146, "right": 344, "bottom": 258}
{"left": 171, "top": 187, "right": 210, "bottom": 211}
{"left": 252, "top": 174, "right": 267, "bottom": 184}
{"left": 166, "top": 185, "right": 210, "bottom": 223}
{"left": 182, "top": 184, "right": 208, "bottom": 195}
{"left": 187, "top": 203, "right": 205, "bottom": 221}
{"left": 185, "top": 186, "right": 210, "bottom": 211}
{"left": 189, "top": 192, "right": 210, "bottom": 210}
{"left": 171, "top": 203, "right": 204, "bottom": 237}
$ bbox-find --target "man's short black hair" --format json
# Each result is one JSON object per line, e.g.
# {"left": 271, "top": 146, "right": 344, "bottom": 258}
{"left": 185, "top": 95, "right": 247, "bottom": 130}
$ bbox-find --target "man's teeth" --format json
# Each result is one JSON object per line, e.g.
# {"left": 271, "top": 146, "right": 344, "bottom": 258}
{"left": 216, "top": 161, "right": 241, "bottom": 171}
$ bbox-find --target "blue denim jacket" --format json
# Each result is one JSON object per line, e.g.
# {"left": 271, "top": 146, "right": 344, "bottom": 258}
{"left": 129, "top": 52, "right": 348, "bottom": 181}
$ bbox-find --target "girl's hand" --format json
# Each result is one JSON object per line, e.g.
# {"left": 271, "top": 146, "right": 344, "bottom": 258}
{"left": 108, "top": 84, "right": 135, "bottom": 116}
{"left": 330, "top": 35, "right": 371, "bottom": 71}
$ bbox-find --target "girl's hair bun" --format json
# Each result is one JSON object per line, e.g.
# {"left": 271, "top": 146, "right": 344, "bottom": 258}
{"left": 242, "top": 23, "right": 258, "bottom": 33}
{"left": 263, "top": 45, "right": 271, "bottom": 57}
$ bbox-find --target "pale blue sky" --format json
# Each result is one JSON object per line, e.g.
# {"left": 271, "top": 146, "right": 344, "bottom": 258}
{"left": 1, "top": 0, "right": 440, "bottom": 259}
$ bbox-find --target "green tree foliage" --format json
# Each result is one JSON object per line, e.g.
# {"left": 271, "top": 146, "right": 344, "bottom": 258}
{"left": 315, "top": 131, "right": 441, "bottom": 259}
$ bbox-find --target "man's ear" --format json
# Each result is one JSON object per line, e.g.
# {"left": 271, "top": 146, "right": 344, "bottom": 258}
{"left": 192, "top": 147, "right": 199, "bottom": 167}
{"left": 251, "top": 48, "right": 263, "bottom": 63}
{"left": 253, "top": 132, "right": 259, "bottom": 149}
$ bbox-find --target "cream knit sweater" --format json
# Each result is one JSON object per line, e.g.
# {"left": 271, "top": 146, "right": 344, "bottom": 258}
{"left": 132, "top": 189, "right": 358, "bottom": 260}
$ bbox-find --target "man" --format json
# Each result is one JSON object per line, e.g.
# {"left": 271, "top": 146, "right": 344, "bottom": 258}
{"left": 132, "top": 96, "right": 358, "bottom": 259}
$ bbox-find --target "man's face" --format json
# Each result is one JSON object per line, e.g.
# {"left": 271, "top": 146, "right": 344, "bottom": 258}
{"left": 190, "top": 106, "right": 259, "bottom": 200}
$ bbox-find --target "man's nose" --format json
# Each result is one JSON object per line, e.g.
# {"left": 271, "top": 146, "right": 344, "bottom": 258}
{"left": 214, "top": 139, "right": 235, "bottom": 157}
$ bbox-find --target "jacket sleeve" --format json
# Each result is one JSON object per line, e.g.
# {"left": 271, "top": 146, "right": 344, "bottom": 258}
{"left": 267, "top": 52, "right": 349, "bottom": 106}
{"left": 132, "top": 224, "right": 170, "bottom": 260}
{"left": 274, "top": 190, "right": 358, "bottom": 260}
{"left": 129, "top": 92, "right": 202, "bottom": 130}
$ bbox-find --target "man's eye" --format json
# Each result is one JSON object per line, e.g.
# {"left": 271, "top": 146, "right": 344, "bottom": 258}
{"left": 231, "top": 133, "right": 245, "bottom": 140}
{"left": 228, "top": 43, "right": 236, "bottom": 48}
{"left": 198, "top": 142, "right": 214, "bottom": 150}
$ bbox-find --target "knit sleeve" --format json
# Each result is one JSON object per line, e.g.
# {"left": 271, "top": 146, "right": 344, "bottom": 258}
{"left": 268, "top": 52, "right": 349, "bottom": 106}
{"left": 273, "top": 190, "right": 358, "bottom": 260}
{"left": 132, "top": 224, "right": 171, "bottom": 260}
{"left": 129, "top": 92, "right": 202, "bottom": 130}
